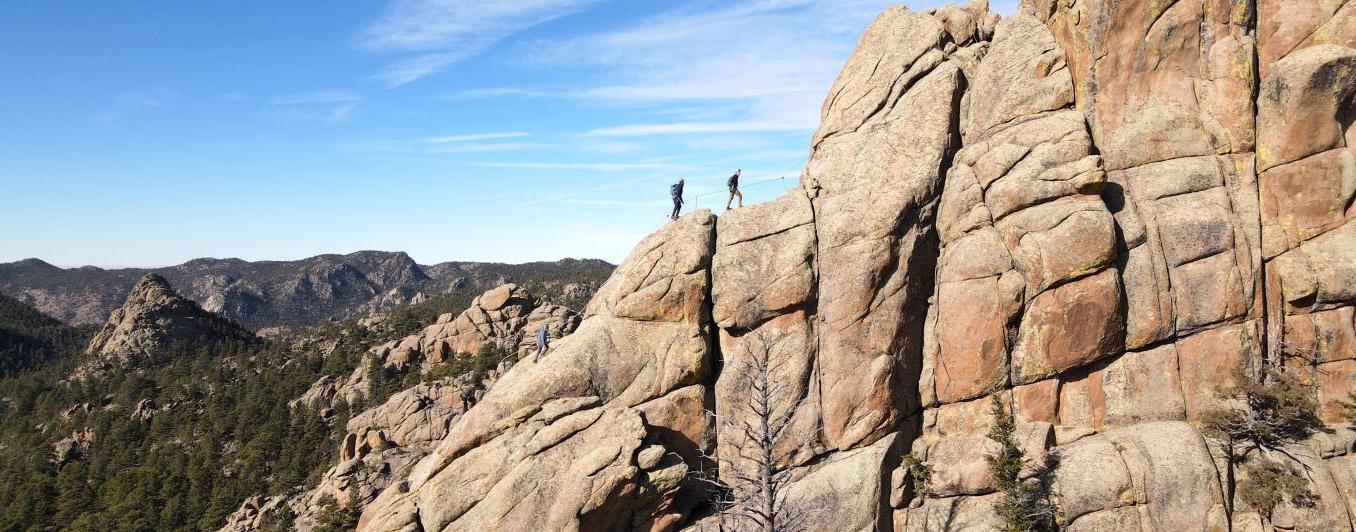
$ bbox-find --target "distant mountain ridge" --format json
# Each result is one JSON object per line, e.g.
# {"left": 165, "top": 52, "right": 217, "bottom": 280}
{"left": 0, "top": 252, "right": 614, "bottom": 329}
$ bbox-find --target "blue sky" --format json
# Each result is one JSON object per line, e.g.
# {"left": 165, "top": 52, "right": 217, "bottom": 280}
{"left": 0, "top": 0, "right": 1014, "bottom": 267}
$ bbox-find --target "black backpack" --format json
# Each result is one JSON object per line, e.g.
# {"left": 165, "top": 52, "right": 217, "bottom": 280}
{"left": 670, "top": 183, "right": 681, "bottom": 198}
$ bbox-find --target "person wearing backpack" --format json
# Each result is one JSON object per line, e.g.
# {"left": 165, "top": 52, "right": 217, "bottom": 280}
{"left": 670, "top": 178, "right": 685, "bottom": 220}
{"left": 726, "top": 169, "right": 743, "bottom": 210}
{"left": 534, "top": 326, "right": 550, "bottom": 362}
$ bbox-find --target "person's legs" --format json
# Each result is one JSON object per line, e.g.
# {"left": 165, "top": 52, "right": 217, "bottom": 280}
{"left": 735, "top": 188, "right": 743, "bottom": 207}
{"left": 671, "top": 198, "right": 681, "bottom": 219}
{"left": 726, "top": 190, "right": 734, "bottom": 209}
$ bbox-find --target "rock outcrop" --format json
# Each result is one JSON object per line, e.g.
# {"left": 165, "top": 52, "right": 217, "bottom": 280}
{"left": 50, "top": 427, "right": 94, "bottom": 467}
{"left": 310, "top": 1, "right": 1356, "bottom": 530}
{"left": 222, "top": 376, "right": 480, "bottom": 532}
{"left": 84, "top": 274, "right": 255, "bottom": 365}
{"left": 290, "top": 283, "right": 581, "bottom": 411}
{"left": 226, "top": 285, "right": 586, "bottom": 531}
{"left": 390, "top": 283, "right": 581, "bottom": 361}
{"left": 359, "top": 212, "right": 716, "bottom": 531}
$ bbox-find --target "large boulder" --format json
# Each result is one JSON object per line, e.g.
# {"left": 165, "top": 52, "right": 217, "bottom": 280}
{"left": 358, "top": 211, "right": 717, "bottom": 531}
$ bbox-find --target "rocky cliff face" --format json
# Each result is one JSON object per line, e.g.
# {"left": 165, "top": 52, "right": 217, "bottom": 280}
{"left": 224, "top": 283, "right": 585, "bottom": 531}
{"left": 339, "top": 0, "right": 1356, "bottom": 530}
{"left": 84, "top": 274, "right": 255, "bottom": 367}
{"left": 0, "top": 253, "right": 612, "bottom": 328}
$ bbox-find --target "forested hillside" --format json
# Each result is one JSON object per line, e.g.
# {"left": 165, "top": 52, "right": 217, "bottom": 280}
{"left": 0, "top": 287, "right": 504, "bottom": 530}
{"left": 0, "top": 293, "right": 91, "bottom": 378}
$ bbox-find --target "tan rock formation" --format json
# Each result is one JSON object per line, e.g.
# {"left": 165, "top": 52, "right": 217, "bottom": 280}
{"left": 358, "top": 211, "right": 716, "bottom": 531}
{"left": 290, "top": 283, "right": 580, "bottom": 410}
{"left": 222, "top": 376, "right": 476, "bottom": 532}
{"left": 229, "top": 285, "right": 588, "bottom": 531}
{"left": 317, "top": 1, "right": 1356, "bottom": 530}
{"left": 85, "top": 273, "right": 255, "bottom": 362}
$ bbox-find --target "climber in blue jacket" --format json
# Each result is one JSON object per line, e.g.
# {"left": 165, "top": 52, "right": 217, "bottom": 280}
{"left": 534, "top": 327, "right": 550, "bottom": 362}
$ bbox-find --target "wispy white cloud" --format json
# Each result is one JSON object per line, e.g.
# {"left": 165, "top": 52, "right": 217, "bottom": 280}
{"left": 264, "top": 90, "right": 363, "bottom": 124}
{"left": 514, "top": 174, "right": 673, "bottom": 207}
{"left": 553, "top": 199, "right": 629, "bottom": 206}
{"left": 325, "top": 103, "right": 359, "bottom": 124}
{"left": 435, "top": 87, "right": 559, "bottom": 100}
{"left": 585, "top": 121, "right": 806, "bottom": 137}
{"left": 423, "top": 131, "right": 530, "bottom": 143}
{"left": 576, "top": 140, "right": 646, "bottom": 155}
{"left": 429, "top": 142, "right": 549, "bottom": 153}
{"left": 263, "top": 105, "right": 359, "bottom": 125}
{"left": 268, "top": 90, "right": 363, "bottom": 105}
{"left": 528, "top": 0, "right": 900, "bottom": 128}
{"left": 358, "top": 0, "right": 605, "bottom": 87}
{"left": 476, "top": 161, "right": 670, "bottom": 171}
{"left": 91, "top": 88, "right": 176, "bottom": 124}
{"left": 340, "top": 133, "right": 543, "bottom": 154}
{"left": 370, "top": 52, "right": 460, "bottom": 88}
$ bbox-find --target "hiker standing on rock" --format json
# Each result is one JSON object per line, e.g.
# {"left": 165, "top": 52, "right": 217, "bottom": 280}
{"left": 726, "top": 169, "right": 743, "bottom": 210}
{"left": 534, "top": 326, "right": 550, "bottom": 362}
{"left": 670, "top": 178, "right": 685, "bottom": 220}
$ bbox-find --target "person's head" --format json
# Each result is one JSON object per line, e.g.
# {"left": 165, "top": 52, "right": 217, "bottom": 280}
{"left": 736, "top": 169, "right": 741, "bottom": 175}
{"left": 679, "top": 178, "right": 684, "bottom": 183}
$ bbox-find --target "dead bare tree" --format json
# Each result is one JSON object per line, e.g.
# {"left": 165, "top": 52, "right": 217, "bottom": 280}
{"left": 696, "top": 329, "right": 823, "bottom": 532}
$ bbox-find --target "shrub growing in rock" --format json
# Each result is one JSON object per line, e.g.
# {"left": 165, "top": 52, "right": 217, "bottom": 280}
{"left": 1202, "top": 367, "right": 1324, "bottom": 520}
{"left": 985, "top": 395, "right": 1055, "bottom": 532}
{"left": 900, "top": 453, "right": 934, "bottom": 502}
{"left": 312, "top": 492, "right": 362, "bottom": 532}
{"left": 421, "top": 342, "right": 512, "bottom": 384}
{"left": 1202, "top": 367, "right": 1325, "bottom": 450}
{"left": 1236, "top": 455, "right": 1316, "bottom": 521}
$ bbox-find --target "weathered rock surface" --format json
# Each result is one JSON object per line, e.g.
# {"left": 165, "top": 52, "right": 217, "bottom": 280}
{"left": 225, "top": 284, "right": 588, "bottom": 531}
{"left": 393, "top": 282, "right": 581, "bottom": 361}
{"left": 222, "top": 376, "right": 478, "bottom": 532}
{"left": 79, "top": 274, "right": 255, "bottom": 378}
{"left": 255, "top": 1, "right": 1356, "bottom": 530}
{"left": 50, "top": 427, "right": 94, "bottom": 467}
{"left": 905, "top": 0, "right": 1356, "bottom": 529}
{"left": 357, "top": 212, "right": 717, "bottom": 531}
{"left": 290, "top": 283, "right": 580, "bottom": 410}
{"left": 804, "top": 3, "right": 971, "bottom": 451}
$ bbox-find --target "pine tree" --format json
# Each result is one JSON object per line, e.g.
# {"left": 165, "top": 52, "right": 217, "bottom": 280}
{"left": 985, "top": 395, "right": 1055, "bottom": 532}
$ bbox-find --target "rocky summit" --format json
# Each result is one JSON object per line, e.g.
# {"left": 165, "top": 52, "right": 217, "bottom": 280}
{"left": 323, "top": 0, "right": 1356, "bottom": 530}
{"left": 85, "top": 274, "right": 255, "bottom": 364}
